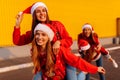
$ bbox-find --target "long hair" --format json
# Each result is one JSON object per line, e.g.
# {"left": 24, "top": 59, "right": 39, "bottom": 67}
{"left": 31, "top": 9, "right": 50, "bottom": 41}
{"left": 82, "top": 47, "right": 97, "bottom": 62}
{"left": 31, "top": 37, "right": 55, "bottom": 76}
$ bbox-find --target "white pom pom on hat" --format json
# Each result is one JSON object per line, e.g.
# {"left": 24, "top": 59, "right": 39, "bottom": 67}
{"left": 34, "top": 23, "right": 54, "bottom": 41}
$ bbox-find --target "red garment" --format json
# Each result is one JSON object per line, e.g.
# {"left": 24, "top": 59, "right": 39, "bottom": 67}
{"left": 36, "top": 47, "right": 98, "bottom": 80}
{"left": 55, "top": 47, "right": 98, "bottom": 79}
{"left": 78, "top": 33, "right": 108, "bottom": 55}
{"left": 13, "top": 21, "right": 72, "bottom": 48}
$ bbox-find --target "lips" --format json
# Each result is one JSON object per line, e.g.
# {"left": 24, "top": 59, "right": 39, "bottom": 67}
{"left": 40, "top": 16, "right": 45, "bottom": 19}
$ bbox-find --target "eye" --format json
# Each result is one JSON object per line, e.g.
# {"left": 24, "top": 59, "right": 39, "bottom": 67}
{"left": 42, "top": 33, "right": 47, "bottom": 36}
{"left": 36, "top": 10, "right": 41, "bottom": 13}
{"left": 35, "top": 32, "right": 40, "bottom": 35}
{"left": 42, "top": 8, "right": 46, "bottom": 12}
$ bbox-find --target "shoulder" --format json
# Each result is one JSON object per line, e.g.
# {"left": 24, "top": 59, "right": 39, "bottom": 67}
{"left": 78, "top": 33, "right": 83, "bottom": 36}
{"left": 92, "top": 32, "right": 98, "bottom": 37}
{"left": 50, "top": 21, "right": 64, "bottom": 26}
{"left": 78, "top": 33, "right": 83, "bottom": 38}
{"left": 59, "top": 46, "right": 70, "bottom": 53}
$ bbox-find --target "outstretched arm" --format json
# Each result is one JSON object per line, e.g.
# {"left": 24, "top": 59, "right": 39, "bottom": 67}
{"left": 60, "top": 47, "right": 105, "bottom": 74}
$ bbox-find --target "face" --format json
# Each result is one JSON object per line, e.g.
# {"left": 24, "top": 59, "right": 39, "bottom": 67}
{"left": 83, "top": 28, "right": 92, "bottom": 37}
{"left": 35, "top": 30, "right": 49, "bottom": 48}
{"left": 35, "top": 6, "right": 47, "bottom": 22}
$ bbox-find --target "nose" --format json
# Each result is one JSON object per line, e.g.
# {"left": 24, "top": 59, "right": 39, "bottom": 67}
{"left": 36, "top": 34, "right": 42, "bottom": 40}
{"left": 39, "top": 11, "right": 44, "bottom": 15}
{"left": 38, "top": 35, "right": 42, "bottom": 39}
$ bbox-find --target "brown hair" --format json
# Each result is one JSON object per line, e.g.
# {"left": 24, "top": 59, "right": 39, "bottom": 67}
{"left": 31, "top": 9, "right": 50, "bottom": 41}
{"left": 83, "top": 47, "right": 97, "bottom": 62}
{"left": 31, "top": 36, "right": 55, "bottom": 76}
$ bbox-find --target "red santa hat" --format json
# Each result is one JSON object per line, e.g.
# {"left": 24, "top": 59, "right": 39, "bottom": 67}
{"left": 18, "top": 2, "right": 48, "bottom": 15}
{"left": 79, "top": 39, "right": 90, "bottom": 51}
{"left": 34, "top": 23, "right": 54, "bottom": 41}
{"left": 82, "top": 23, "right": 94, "bottom": 32}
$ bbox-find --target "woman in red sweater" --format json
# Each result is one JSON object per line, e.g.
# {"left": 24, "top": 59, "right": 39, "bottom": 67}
{"left": 77, "top": 23, "right": 118, "bottom": 80}
{"left": 31, "top": 23, "right": 105, "bottom": 80}
{"left": 13, "top": 2, "right": 72, "bottom": 51}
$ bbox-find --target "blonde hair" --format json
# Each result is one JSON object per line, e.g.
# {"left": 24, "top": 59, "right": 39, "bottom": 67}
{"left": 31, "top": 37, "right": 55, "bottom": 76}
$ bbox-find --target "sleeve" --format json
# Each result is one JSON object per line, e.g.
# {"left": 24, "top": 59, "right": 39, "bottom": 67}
{"left": 54, "top": 21, "right": 73, "bottom": 48}
{"left": 13, "top": 26, "right": 32, "bottom": 45}
{"left": 77, "top": 34, "right": 81, "bottom": 50}
{"left": 92, "top": 33, "right": 100, "bottom": 45}
{"left": 60, "top": 47, "right": 98, "bottom": 74}
{"left": 77, "top": 33, "right": 84, "bottom": 50}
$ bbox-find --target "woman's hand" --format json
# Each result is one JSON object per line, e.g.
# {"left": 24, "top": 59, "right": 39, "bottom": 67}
{"left": 97, "top": 66, "right": 106, "bottom": 74}
{"left": 15, "top": 12, "right": 23, "bottom": 28}
{"left": 53, "top": 40, "right": 60, "bottom": 55}
{"left": 94, "top": 43, "right": 101, "bottom": 51}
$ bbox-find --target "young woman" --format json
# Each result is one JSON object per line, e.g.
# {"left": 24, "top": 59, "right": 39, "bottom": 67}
{"left": 77, "top": 23, "right": 118, "bottom": 80}
{"left": 13, "top": 2, "right": 72, "bottom": 52}
{"left": 13, "top": 2, "right": 76, "bottom": 80}
{"left": 31, "top": 23, "right": 105, "bottom": 80}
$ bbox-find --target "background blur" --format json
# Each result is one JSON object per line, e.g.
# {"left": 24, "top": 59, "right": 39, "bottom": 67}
{"left": 1, "top": 0, "right": 120, "bottom": 46}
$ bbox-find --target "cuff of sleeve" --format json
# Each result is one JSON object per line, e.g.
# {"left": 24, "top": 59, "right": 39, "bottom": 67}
{"left": 105, "top": 54, "right": 111, "bottom": 59}
{"left": 14, "top": 26, "right": 20, "bottom": 30}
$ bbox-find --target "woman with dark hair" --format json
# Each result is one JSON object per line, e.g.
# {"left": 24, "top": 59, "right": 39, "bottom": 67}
{"left": 31, "top": 23, "right": 105, "bottom": 80}
{"left": 13, "top": 2, "right": 72, "bottom": 50}
{"left": 77, "top": 23, "right": 118, "bottom": 80}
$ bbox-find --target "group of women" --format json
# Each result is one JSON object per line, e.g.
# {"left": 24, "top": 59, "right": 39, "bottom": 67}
{"left": 13, "top": 2, "right": 118, "bottom": 80}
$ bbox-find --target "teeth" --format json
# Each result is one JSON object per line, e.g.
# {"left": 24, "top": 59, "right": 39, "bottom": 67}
{"left": 40, "top": 16, "right": 44, "bottom": 19}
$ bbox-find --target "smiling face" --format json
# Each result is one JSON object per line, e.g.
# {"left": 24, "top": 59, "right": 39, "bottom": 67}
{"left": 83, "top": 28, "right": 92, "bottom": 37}
{"left": 35, "top": 30, "right": 49, "bottom": 48}
{"left": 35, "top": 6, "right": 47, "bottom": 23}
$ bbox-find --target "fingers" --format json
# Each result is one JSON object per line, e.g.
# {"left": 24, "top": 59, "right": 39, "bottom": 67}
{"left": 101, "top": 67, "right": 106, "bottom": 74}
{"left": 15, "top": 12, "right": 24, "bottom": 27}
{"left": 53, "top": 40, "right": 60, "bottom": 55}
{"left": 98, "top": 67, "right": 106, "bottom": 74}
{"left": 53, "top": 47, "right": 59, "bottom": 55}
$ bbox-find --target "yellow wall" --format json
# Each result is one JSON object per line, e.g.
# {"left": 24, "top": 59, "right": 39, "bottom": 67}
{"left": 0, "top": 0, "right": 120, "bottom": 46}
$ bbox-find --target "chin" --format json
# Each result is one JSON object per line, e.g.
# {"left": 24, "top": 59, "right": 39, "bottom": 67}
{"left": 39, "top": 19, "right": 46, "bottom": 22}
{"left": 37, "top": 43, "right": 42, "bottom": 46}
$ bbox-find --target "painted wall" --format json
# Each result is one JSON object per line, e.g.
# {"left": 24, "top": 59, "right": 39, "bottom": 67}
{"left": 0, "top": 0, "right": 120, "bottom": 46}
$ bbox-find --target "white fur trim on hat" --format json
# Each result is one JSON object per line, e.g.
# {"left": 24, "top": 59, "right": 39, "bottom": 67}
{"left": 34, "top": 23, "right": 54, "bottom": 41}
{"left": 81, "top": 44, "right": 90, "bottom": 50}
{"left": 31, "top": 2, "right": 48, "bottom": 15}
{"left": 82, "top": 24, "right": 92, "bottom": 31}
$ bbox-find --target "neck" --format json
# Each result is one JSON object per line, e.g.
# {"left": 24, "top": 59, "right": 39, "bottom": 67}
{"left": 39, "top": 45, "right": 46, "bottom": 51}
{"left": 39, "top": 46, "right": 46, "bottom": 55}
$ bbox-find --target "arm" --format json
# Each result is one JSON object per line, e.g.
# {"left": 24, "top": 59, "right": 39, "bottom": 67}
{"left": 13, "top": 12, "right": 32, "bottom": 45}
{"left": 77, "top": 33, "right": 83, "bottom": 51}
{"left": 13, "top": 27, "right": 32, "bottom": 45}
{"left": 92, "top": 33, "right": 101, "bottom": 51}
{"left": 60, "top": 47, "right": 98, "bottom": 74}
{"left": 60, "top": 47, "right": 105, "bottom": 74}
{"left": 52, "top": 21, "right": 73, "bottom": 48}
